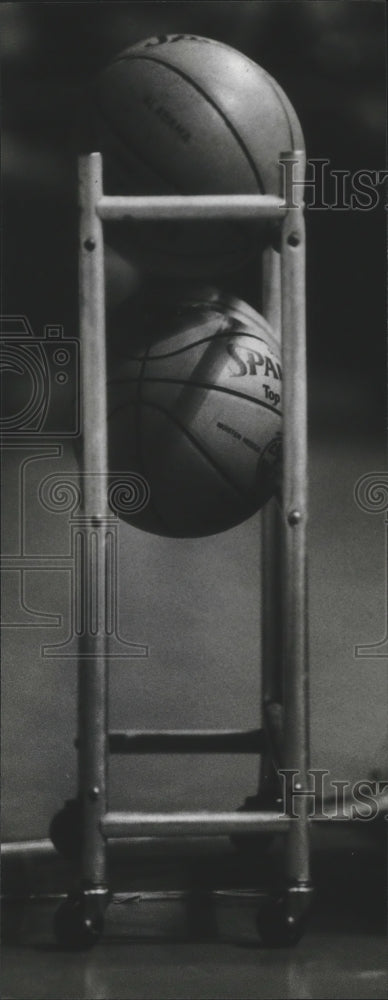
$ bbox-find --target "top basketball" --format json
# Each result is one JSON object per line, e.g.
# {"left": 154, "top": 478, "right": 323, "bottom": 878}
{"left": 95, "top": 34, "right": 304, "bottom": 276}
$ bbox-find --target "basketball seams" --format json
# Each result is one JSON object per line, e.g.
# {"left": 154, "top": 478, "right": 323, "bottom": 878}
{"left": 95, "top": 96, "right": 185, "bottom": 194}
{"left": 109, "top": 372, "right": 282, "bottom": 417}
{"left": 130, "top": 396, "right": 252, "bottom": 505}
{"left": 108, "top": 331, "right": 276, "bottom": 365}
{"left": 129, "top": 35, "right": 302, "bottom": 149}
{"left": 146, "top": 330, "right": 275, "bottom": 360}
{"left": 138, "top": 376, "right": 282, "bottom": 417}
{"left": 110, "top": 42, "right": 303, "bottom": 181}
{"left": 95, "top": 98, "right": 251, "bottom": 264}
{"left": 109, "top": 53, "right": 265, "bottom": 193}
{"left": 98, "top": 36, "right": 304, "bottom": 284}
{"left": 258, "top": 68, "right": 299, "bottom": 151}
{"left": 153, "top": 400, "right": 250, "bottom": 503}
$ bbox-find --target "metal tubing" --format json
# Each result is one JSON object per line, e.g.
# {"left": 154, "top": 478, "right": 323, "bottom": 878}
{"left": 263, "top": 702, "right": 284, "bottom": 768}
{"left": 97, "top": 192, "right": 287, "bottom": 221}
{"left": 108, "top": 729, "right": 265, "bottom": 755}
{"left": 78, "top": 153, "right": 109, "bottom": 886}
{"left": 260, "top": 500, "right": 283, "bottom": 708}
{"left": 102, "top": 811, "right": 290, "bottom": 838}
{"left": 262, "top": 244, "right": 282, "bottom": 340}
{"left": 280, "top": 150, "right": 311, "bottom": 886}
{"left": 259, "top": 246, "right": 284, "bottom": 803}
{"left": 1, "top": 839, "right": 56, "bottom": 857}
{"left": 258, "top": 498, "right": 283, "bottom": 798}
{"left": 261, "top": 246, "right": 283, "bottom": 705}
{"left": 5, "top": 779, "right": 388, "bottom": 860}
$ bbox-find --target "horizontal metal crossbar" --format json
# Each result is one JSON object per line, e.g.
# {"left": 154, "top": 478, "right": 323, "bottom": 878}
{"left": 101, "top": 811, "right": 290, "bottom": 838}
{"left": 97, "top": 193, "right": 287, "bottom": 221}
{"left": 108, "top": 729, "right": 265, "bottom": 754}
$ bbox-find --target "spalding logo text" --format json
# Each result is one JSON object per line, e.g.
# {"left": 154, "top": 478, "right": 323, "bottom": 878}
{"left": 227, "top": 343, "right": 282, "bottom": 380}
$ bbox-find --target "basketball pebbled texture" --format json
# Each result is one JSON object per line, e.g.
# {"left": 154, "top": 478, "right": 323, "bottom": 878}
{"left": 95, "top": 34, "right": 304, "bottom": 276}
{"left": 107, "top": 289, "right": 282, "bottom": 537}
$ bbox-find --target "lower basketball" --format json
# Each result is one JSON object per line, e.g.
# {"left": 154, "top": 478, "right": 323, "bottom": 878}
{"left": 107, "top": 288, "right": 282, "bottom": 537}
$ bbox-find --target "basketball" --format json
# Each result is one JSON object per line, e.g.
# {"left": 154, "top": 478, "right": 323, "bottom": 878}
{"left": 107, "top": 289, "right": 282, "bottom": 537}
{"left": 95, "top": 34, "right": 304, "bottom": 276}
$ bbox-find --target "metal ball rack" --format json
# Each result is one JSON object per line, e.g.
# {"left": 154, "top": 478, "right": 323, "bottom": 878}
{"left": 51, "top": 148, "right": 313, "bottom": 948}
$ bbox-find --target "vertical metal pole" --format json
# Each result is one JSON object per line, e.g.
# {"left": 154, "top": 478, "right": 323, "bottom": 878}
{"left": 280, "top": 150, "right": 311, "bottom": 886}
{"left": 78, "top": 152, "right": 108, "bottom": 887}
{"left": 262, "top": 245, "right": 282, "bottom": 340}
{"left": 259, "top": 247, "right": 284, "bottom": 800}
{"left": 261, "top": 245, "right": 282, "bottom": 707}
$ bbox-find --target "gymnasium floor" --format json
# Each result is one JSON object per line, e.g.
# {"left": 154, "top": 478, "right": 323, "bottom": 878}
{"left": 2, "top": 821, "right": 387, "bottom": 1000}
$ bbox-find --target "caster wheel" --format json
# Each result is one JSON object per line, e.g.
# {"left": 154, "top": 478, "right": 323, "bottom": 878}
{"left": 257, "top": 896, "right": 305, "bottom": 947}
{"left": 50, "top": 799, "right": 83, "bottom": 861}
{"left": 231, "top": 795, "right": 274, "bottom": 855}
{"left": 54, "top": 895, "right": 104, "bottom": 950}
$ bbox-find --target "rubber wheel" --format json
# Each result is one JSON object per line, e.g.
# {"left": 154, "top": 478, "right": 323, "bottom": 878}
{"left": 54, "top": 896, "right": 104, "bottom": 950}
{"left": 257, "top": 896, "right": 305, "bottom": 947}
{"left": 50, "top": 799, "right": 83, "bottom": 861}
